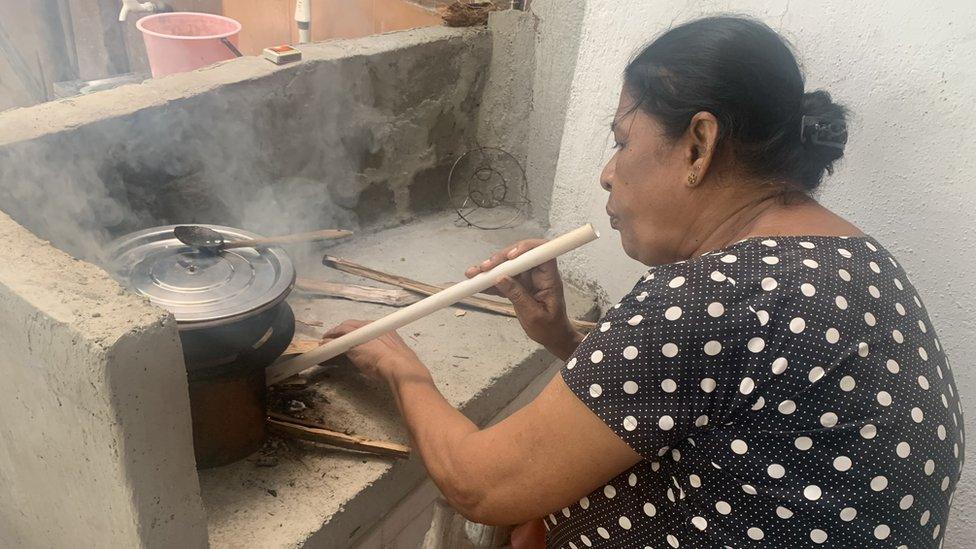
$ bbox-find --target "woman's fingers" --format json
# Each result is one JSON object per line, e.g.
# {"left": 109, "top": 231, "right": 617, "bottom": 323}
{"left": 465, "top": 239, "right": 549, "bottom": 278}
{"left": 322, "top": 319, "right": 369, "bottom": 340}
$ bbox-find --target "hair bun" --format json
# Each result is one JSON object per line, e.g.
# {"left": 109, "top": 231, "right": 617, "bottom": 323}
{"left": 797, "top": 90, "right": 847, "bottom": 188}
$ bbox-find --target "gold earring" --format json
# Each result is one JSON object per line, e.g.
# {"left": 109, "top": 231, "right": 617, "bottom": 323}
{"left": 688, "top": 172, "right": 698, "bottom": 186}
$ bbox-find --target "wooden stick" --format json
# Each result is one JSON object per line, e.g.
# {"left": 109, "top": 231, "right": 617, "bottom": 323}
{"left": 267, "top": 224, "right": 599, "bottom": 385}
{"left": 267, "top": 414, "right": 410, "bottom": 459}
{"left": 321, "top": 256, "right": 597, "bottom": 331}
{"left": 296, "top": 278, "right": 421, "bottom": 307}
{"left": 283, "top": 338, "right": 323, "bottom": 355}
{"left": 223, "top": 229, "right": 353, "bottom": 249}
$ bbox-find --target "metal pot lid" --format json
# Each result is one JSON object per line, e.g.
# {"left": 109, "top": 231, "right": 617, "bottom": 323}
{"left": 104, "top": 225, "right": 295, "bottom": 326}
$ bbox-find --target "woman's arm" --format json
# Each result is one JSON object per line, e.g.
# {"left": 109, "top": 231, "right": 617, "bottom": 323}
{"left": 323, "top": 320, "right": 641, "bottom": 525}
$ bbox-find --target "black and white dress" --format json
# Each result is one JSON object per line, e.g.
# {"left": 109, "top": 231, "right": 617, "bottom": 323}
{"left": 550, "top": 236, "right": 964, "bottom": 548}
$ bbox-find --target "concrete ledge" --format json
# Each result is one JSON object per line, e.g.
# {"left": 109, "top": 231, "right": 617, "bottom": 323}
{"left": 0, "top": 211, "right": 206, "bottom": 548}
{"left": 198, "top": 212, "right": 599, "bottom": 548}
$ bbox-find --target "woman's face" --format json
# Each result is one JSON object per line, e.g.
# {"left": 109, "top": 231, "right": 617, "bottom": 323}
{"left": 602, "top": 89, "right": 698, "bottom": 266}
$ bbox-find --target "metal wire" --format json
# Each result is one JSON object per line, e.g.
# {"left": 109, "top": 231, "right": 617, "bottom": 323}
{"left": 447, "top": 146, "right": 529, "bottom": 230}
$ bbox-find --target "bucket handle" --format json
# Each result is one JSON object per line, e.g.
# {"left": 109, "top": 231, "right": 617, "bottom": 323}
{"left": 220, "top": 37, "right": 243, "bottom": 57}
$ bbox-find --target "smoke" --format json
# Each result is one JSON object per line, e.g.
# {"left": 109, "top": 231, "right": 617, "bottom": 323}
{"left": 0, "top": 59, "right": 384, "bottom": 272}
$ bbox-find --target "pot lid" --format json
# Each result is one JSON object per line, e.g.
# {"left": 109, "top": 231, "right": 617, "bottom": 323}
{"left": 105, "top": 225, "right": 295, "bottom": 326}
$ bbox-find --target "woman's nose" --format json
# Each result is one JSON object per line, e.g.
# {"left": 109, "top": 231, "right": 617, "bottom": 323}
{"left": 600, "top": 157, "right": 614, "bottom": 192}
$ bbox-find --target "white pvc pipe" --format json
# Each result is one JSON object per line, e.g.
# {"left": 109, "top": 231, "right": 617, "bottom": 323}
{"left": 266, "top": 223, "right": 600, "bottom": 385}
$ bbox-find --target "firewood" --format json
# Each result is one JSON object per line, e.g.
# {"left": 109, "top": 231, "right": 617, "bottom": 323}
{"left": 296, "top": 278, "right": 422, "bottom": 307}
{"left": 267, "top": 414, "right": 410, "bottom": 459}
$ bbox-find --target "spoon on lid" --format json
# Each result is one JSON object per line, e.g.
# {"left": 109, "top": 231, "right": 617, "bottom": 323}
{"left": 174, "top": 225, "right": 352, "bottom": 251}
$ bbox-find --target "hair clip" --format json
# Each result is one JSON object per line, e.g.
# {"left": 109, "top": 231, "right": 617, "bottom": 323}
{"left": 801, "top": 116, "right": 848, "bottom": 149}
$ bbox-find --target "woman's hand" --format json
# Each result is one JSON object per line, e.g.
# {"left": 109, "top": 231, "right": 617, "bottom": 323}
{"left": 322, "top": 319, "right": 428, "bottom": 384}
{"left": 465, "top": 239, "right": 582, "bottom": 361}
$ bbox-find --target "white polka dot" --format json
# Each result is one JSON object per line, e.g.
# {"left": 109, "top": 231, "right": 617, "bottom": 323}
{"left": 628, "top": 315, "right": 643, "bottom": 326}
{"left": 580, "top": 535, "right": 591, "bottom": 547}
{"left": 801, "top": 283, "right": 816, "bottom": 296}
{"left": 808, "top": 366, "right": 825, "bottom": 383}
{"left": 838, "top": 248, "right": 852, "bottom": 258}
{"left": 623, "top": 416, "right": 638, "bottom": 431}
{"left": 603, "top": 485, "right": 616, "bottom": 498}
{"left": 715, "top": 501, "right": 731, "bottom": 515}
{"left": 840, "top": 507, "right": 857, "bottom": 521}
{"left": 662, "top": 343, "right": 679, "bottom": 358}
{"left": 590, "top": 350, "right": 603, "bottom": 363}
{"left": 731, "top": 439, "right": 748, "bottom": 454}
{"left": 566, "top": 357, "right": 577, "bottom": 370}
{"left": 896, "top": 302, "right": 906, "bottom": 315}
{"left": 864, "top": 312, "right": 876, "bottom": 326}
{"left": 589, "top": 384, "right": 603, "bottom": 398}
{"left": 777, "top": 506, "right": 793, "bottom": 519}
{"left": 894, "top": 277, "right": 904, "bottom": 290}
{"left": 877, "top": 391, "right": 892, "bottom": 406}
{"left": 840, "top": 376, "right": 856, "bottom": 391}
{"left": 636, "top": 291, "right": 648, "bottom": 302}
{"left": 921, "top": 510, "right": 931, "bottom": 525}
{"left": 643, "top": 502, "right": 655, "bottom": 516}
{"left": 710, "top": 270, "right": 727, "bottom": 282}
{"left": 860, "top": 424, "right": 877, "bottom": 439}
{"left": 618, "top": 516, "right": 632, "bottom": 530}
{"left": 599, "top": 322, "right": 611, "bottom": 332}
{"left": 703, "top": 340, "right": 722, "bottom": 355}
{"left": 810, "top": 529, "right": 828, "bottom": 544}
{"left": 688, "top": 474, "right": 701, "bottom": 488}
{"left": 622, "top": 346, "right": 639, "bottom": 360}
{"left": 871, "top": 475, "right": 888, "bottom": 491}
{"left": 887, "top": 359, "right": 901, "bottom": 374}
{"left": 563, "top": 507, "right": 571, "bottom": 518}
{"left": 751, "top": 396, "right": 765, "bottom": 411}
{"left": 761, "top": 277, "right": 778, "bottom": 291}
{"left": 869, "top": 285, "right": 881, "bottom": 298}
{"left": 720, "top": 254, "right": 737, "bottom": 264}
{"left": 789, "top": 317, "right": 806, "bottom": 333}
{"left": 918, "top": 375, "right": 930, "bottom": 390}
{"left": 597, "top": 527, "right": 609, "bottom": 539}
{"left": 762, "top": 239, "right": 778, "bottom": 247}
{"left": 858, "top": 342, "right": 870, "bottom": 357}
{"left": 747, "top": 338, "right": 765, "bottom": 353}
{"left": 741, "top": 484, "right": 757, "bottom": 495}
{"left": 778, "top": 400, "right": 796, "bottom": 415}
{"left": 896, "top": 442, "right": 911, "bottom": 458}
{"left": 668, "top": 276, "right": 686, "bottom": 288}
{"left": 820, "top": 412, "right": 839, "bottom": 428}
{"left": 580, "top": 496, "right": 590, "bottom": 509}
{"left": 899, "top": 495, "right": 914, "bottom": 510}
{"left": 659, "top": 416, "right": 674, "bottom": 431}
{"left": 628, "top": 473, "right": 637, "bottom": 487}
{"left": 919, "top": 347, "right": 929, "bottom": 361}
{"left": 870, "top": 261, "right": 882, "bottom": 274}
{"left": 803, "top": 259, "right": 819, "bottom": 269}
{"left": 767, "top": 464, "right": 785, "bottom": 479}
{"left": 707, "top": 302, "right": 725, "bottom": 317}
{"left": 762, "top": 256, "right": 779, "bottom": 265}
{"left": 691, "top": 516, "right": 707, "bottom": 530}
{"left": 925, "top": 460, "right": 935, "bottom": 475}
{"left": 942, "top": 476, "right": 950, "bottom": 491}
{"left": 911, "top": 407, "right": 924, "bottom": 423}
{"left": 839, "top": 268, "right": 851, "bottom": 281}
{"left": 771, "top": 357, "right": 788, "bottom": 375}
{"left": 665, "top": 306, "right": 682, "bottom": 321}
{"left": 748, "top": 527, "right": 764, "bottom": 540}
{"left": 661, "top": 378, "right": 677, "bottom": 393}
{"left": 866, "top": 241, "right": 878, "bottom": 251}
{"left": 755, "top": 310, "right": 770, "bottom": 326}
{"left": 800, "top": 241, "right": 816, "bottom": 249}
{"left": 667, "top": 534, "right": 679, "bottom": 548}
{"left": 700, "top": 378, "right": 716, "bottom": 393}
{"left": 804, "top": 485, "right": 822, "bottom": 500}
{"left": 825, "top": 328, "right": 841, "bottom": 344}
{"left": 623, "top": 380, "right": 639, "bottom": 394}
{"left": 893, "top": 329, "right": 904, "bottom": 343}
{"left": 834, "top": 455, "right": 852, "bottom": 471}
{"left": 938, "top": 425, "right": 947, "bottom": 440}
{"left": 919, "top": 320, "right": 928, "bottom": 332}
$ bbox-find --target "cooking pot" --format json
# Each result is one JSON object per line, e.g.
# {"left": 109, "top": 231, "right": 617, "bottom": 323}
{"left": 105, "top": 225, "right": 295, "bottom": 468}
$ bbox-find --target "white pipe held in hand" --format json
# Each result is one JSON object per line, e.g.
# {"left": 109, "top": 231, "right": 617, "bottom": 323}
{"left": 266, "top": 223, "right": 600, "bottom": 385}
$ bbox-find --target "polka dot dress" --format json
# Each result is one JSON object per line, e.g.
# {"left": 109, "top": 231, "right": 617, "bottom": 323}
{"left": 552, "top": 236, "right": 964, "bottom": 548}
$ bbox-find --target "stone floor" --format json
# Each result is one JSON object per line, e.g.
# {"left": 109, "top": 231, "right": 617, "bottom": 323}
{"left": 198, "top": 212, "right": 599, "bottom": 548}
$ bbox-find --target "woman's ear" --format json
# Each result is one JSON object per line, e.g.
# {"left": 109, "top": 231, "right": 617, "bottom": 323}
{"left": 685, "top": 112, "right": 719, "bottom": 187}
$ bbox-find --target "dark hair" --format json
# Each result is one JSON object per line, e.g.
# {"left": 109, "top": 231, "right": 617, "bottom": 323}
{"left": 624, "top": 16, "right": 847, "bottom": 191}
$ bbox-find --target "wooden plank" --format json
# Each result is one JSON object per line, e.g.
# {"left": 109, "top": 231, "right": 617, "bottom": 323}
{"left": 267, "top": 414, "right": 411, "bottom": 459}
{"left": 296, "top": 277, "right": 422, "bottom": 307}
{"left": 321, "top": 255, "right": 597, "bottom": 331}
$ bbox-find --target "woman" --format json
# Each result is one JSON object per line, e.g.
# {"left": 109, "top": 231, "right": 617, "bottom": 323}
{"left": 325, "top": 16, "right": 963, "bottom": 548}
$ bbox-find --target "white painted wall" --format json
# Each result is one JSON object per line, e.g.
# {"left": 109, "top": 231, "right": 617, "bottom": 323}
{"left": 543, "top": 1, "right": 976, "bottom": 546}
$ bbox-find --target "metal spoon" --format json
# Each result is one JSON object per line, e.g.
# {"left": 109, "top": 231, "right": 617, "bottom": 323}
{"left": 174, "top": 225, "right": 353, "bottom": 251}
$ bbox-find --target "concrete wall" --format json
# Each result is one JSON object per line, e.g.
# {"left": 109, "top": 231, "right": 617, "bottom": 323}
{"left": 0, "top": 211, "right": 206, "bottom": 548}
{"left": 0, "top": 26, "right": 490, "bottom": 264}
{"left": 541, "top": 1, "right": 976, "bottom": 545}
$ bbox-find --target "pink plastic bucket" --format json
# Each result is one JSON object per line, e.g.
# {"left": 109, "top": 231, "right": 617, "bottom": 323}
{"left": 137, "top": 12, "right": 242, "bottom": 77}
